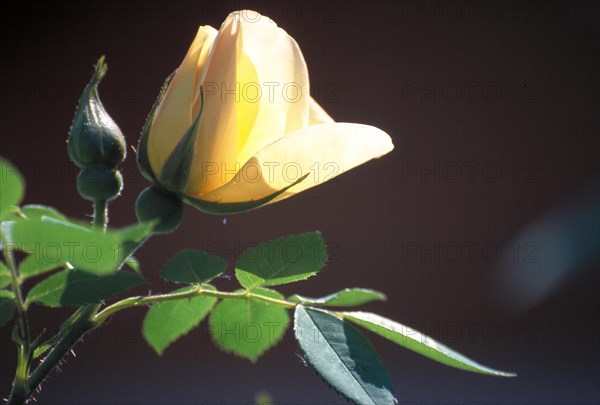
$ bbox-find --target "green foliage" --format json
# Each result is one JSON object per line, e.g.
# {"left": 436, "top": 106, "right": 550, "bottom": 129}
{"left": 18, "top": 255, "right": 61, "bottom": 280}
{"left": 288, "top": 288, "right": 386, "bottom": 307}
{"left": 160, "top": 250, "right": 227, "bottom": 284}
{"left": 26, "top": 269, "right": 144, "bottom": 307}
{"left": 343, "top": 311, "right": 516, "bottom": 377}
{"left": 0, "top": 158, "right": 24, "bottom": 220}
{"left": 0, "top": 262, "right": 10, "bottom": 288}
{"left": 3, "top": 205, "right": 66, "bottom": 222}
{"left": 0, "top": 37, "right": 522, "bottom": 405}
{"left": 209, "top": 288, "right": 289, "bottom": 362}
{"left": 235, "top": 232, "right": 327, "bottom": 289}
{"left": 1, "top": 216, "right": 153, "bottom": 275}
{"left": 294, "top": 306, "right": 397, "bottom": 404}
{"left": 124, "top": 256, "right": 140, "bottom": 271}
{"left": 0, "top": 290, "right": 16, "bottom": 326}
{"left": 143, "top": 285, "right": 217, "bottom": 355}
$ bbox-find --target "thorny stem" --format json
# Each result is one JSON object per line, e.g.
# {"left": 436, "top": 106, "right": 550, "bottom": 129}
{"left": 26, "top": 304, "right": 100, "bottom": 395}
{"left": 3, "top": 230, "right": 32, "bottom": 405}
{"left": 7, "top": 198, "right": 110, "bottom": 404}
{"left": 6, "top": 197, "right": 301, "bottom": 403}
{"left": 93, "top": 285, "right": 298, "bottom": 327}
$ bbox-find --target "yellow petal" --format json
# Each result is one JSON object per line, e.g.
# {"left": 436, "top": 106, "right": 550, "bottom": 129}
{"left": 195, "top": 123, "right": 394, "bottom": 204}
{"left": 308, "top": 97, "right": 334, "bottom": 125}
{"left": 233, "top": 10, "right": 310, "bottom": 165}
{"left": 186, "top": 13, "right": 242, "bottom": 195}
{"left": 148, "top": 25, "right": 217, "bottom": 175}
{"left": 187, "top": 10, "right": 311, "bottom": 196}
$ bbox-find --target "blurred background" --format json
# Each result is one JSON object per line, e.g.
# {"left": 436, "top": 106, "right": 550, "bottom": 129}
{"left": 1, "top": 1, "right": 598, "bottom": 404}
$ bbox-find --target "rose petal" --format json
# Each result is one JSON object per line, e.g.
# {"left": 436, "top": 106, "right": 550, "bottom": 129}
{"left": 233, "top": 10, "right": 310, "bottom": 166}
{"left": 308, "top": 97, "right": 334, "bottom": 125}
{"left": 187, "top": 10, "right": 311, "bottom": 196}
{"left": 187, "top": 14, "right": 242, "bottom": 195}
{"left": 194, "top": 122, "right": 394, "bottom": 204}
{"left": 148, "top": 25, "right": 217, "bottom": 175}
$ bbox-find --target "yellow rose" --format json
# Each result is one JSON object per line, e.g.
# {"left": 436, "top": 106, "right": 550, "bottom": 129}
{"left": 137, "top": 10, "right": 394, "bottom": 214}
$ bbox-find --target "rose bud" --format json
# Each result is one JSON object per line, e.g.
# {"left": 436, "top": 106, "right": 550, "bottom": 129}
{"left": 137, "top": 10, "right": 393, "bottom": 215}
{"left": 68, "top": 56, "right": 126, "bottom": 170}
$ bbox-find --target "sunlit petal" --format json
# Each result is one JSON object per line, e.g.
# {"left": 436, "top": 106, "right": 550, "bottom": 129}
{"left": 234, "top": 10, "right": 310, "bottom": 167}
{"left": 148, "top": 25, "right": 217, "bottom": 175}
{"left": 195, "top": 123, "right": 393, "bottom": 203}
{"left": 308, "top": 97, "right": 334, "bottom": 125}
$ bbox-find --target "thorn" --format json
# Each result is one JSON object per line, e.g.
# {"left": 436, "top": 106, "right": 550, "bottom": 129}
{"left": 295, "top": 352, "right": 308, "bottom": 367}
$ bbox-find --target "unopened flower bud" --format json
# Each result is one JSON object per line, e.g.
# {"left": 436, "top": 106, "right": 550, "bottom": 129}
{"left": 68, "top": 56, "right": 126, "bottom": 169}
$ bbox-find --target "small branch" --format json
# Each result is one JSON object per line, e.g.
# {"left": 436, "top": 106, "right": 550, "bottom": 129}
{"left": 93, "top": 286, "right": 297, "bottom": 327}
{"left": 2, "top": 230, "right": 32, "bottom": 404}
{"left": 33, "top": 306, "right": 95, "bottom": 359}
{"left": 26, "top": 304, "right": 100, "bottom": 396}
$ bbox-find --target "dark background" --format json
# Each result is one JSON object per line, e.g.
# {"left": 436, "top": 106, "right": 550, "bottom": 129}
{"left": 1, "top": 1, "right": 598, "bottom": 404}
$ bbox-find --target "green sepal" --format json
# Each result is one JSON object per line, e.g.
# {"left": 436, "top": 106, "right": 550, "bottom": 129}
{"left": 77, "top": 166, "right": 123, "bottom": 202}
{"left": 135, "top": 185, "right": 183, "bottom": 234}
{"left": 184, "top": 173, "right": 309, "bottom": 215}
{"left": 137, "top": 71, "right": 175, "bottom": 182}
{"left": 157, "top": 87, "right": 205, "bottom": 194}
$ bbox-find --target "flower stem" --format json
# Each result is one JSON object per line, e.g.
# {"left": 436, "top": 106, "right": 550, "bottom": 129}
{"left": 93, "top": 198, "right": 108, "bottom": 229}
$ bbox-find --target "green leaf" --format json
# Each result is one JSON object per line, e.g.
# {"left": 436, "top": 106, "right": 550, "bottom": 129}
{"left": 160, "top": 250, "right": 227, "bottom": 284}
{"left": 235, "top": 232, "right": 327, "bottom": 289}
{"left": 18, "top": 255, "right": 61, "bottom": 279}
{"left": 343, "top": 311, "right": 516, "bottom": 377}
{"left": 0, "top": 159, "right": 24, "bottom": 220}
{"left": 0, "top": 262, "right": 10, "bottom": 288}
{"left": 4, "top": 205, "right": 66, "bottom": 222}
{"left": 26, "top": 269, "right": 144, "bottom": 307}
{"left": 124, "top": 256, "right": 140, "bottom": 272}
{"left": 209, "top": 288, "right": 290, "bottom": 362}
{"left": 294, "top": 306, "right": 397, "bottom": 405}
{"left": 1, "top": 217, "right": 153, "bottom": 275}
{"left": 0, "top": 290, "right": 16, "bottom": 326}
{"left": 288, "top": 288, "right": 386, "bottom": 307}
{"left": 143, "top": 285, "right": 217, "bottom": 355}
{"left": 118, "top": 220, "right": 155, "bottom": 246}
